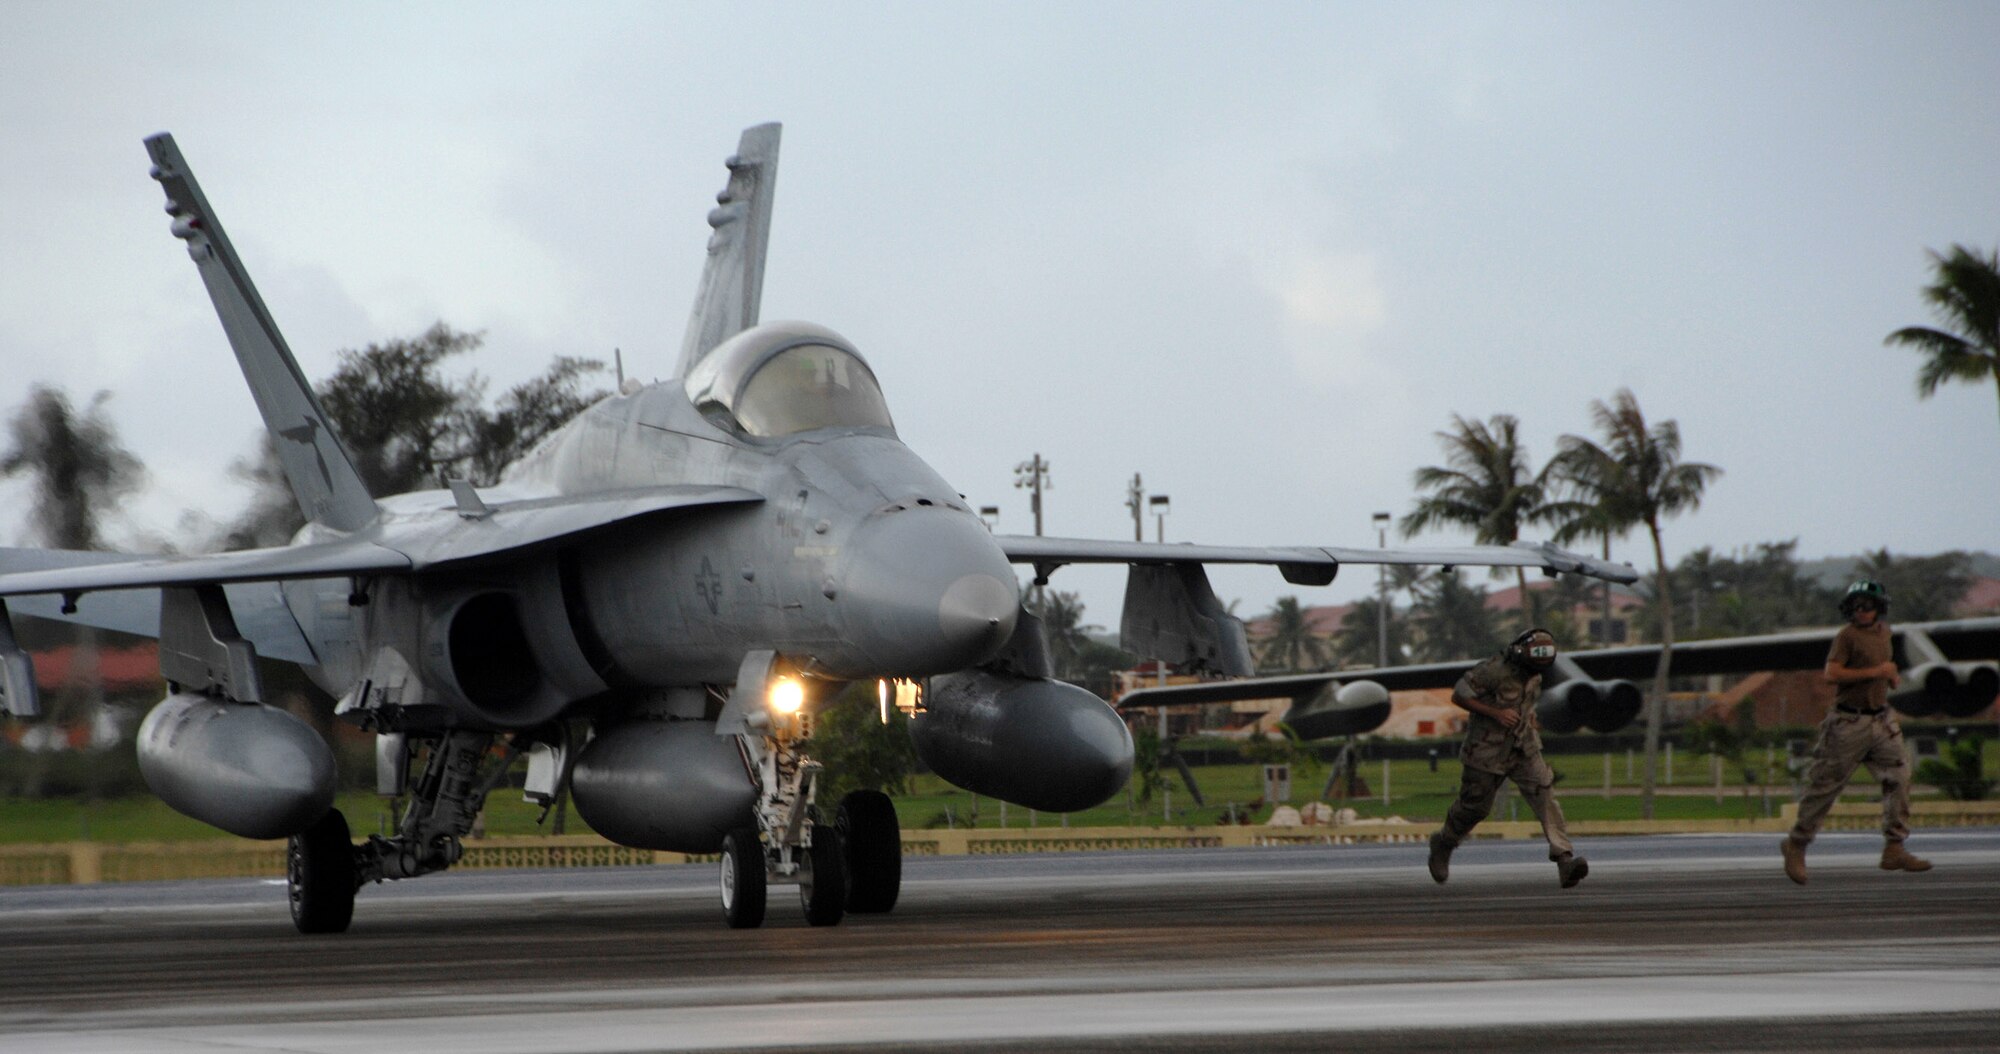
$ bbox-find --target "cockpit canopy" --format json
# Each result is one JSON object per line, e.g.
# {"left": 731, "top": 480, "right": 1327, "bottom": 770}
{"left": 683, "top": 321, "right": 895, "bottom": 439}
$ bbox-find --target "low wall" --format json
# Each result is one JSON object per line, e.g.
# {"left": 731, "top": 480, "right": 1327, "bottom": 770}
{"left": 3, "top": 800, "right": 1994, "bottom": 887}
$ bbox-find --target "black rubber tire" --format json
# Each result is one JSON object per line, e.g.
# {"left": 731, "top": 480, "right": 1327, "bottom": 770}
{"left": 287, "top": 808, "right": 356, "bottom": 935}
{"left": 838, "top": 789, "right": 901, "bottom": 914}
{"left": 800, "top": 825, "right": 848, "bottom": 927}
{"left": 720, "top": 827, "right": 767, "bottom": 930}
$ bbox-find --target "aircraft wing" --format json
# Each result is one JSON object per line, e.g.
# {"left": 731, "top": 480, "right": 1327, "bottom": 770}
{"left": 996, "top": 535, "right": 1640, "bottom": 586}
{"left": 1114, "top": 616, "right": 2000, "bottom": 735}
{"left": 0, "top": 484, "right": 762, "bottom": 600}
{"left": 0, "top": 484, "right": 764, "bottom": 667}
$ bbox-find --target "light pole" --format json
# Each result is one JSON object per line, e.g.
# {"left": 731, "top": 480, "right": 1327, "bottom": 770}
{"left": 1014, "top": 455, "right": 1050, "bottom": 538}
{"left": 1373, "top": 511, "right": 1392, "bottom": 668}
{"left": 1125, "top": 473, "right": 1144, "bottom": 542}
{"left": 1015, "top": 455, "right": 1050, "bottom": 605}
{"left": 1150, "top": 494, "right": 1170, "bottom": 542}
{"left": 978, "top": 505, "right": 1000, "bottom": 532}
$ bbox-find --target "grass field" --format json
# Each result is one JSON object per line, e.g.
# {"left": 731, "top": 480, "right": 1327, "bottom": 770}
{"left": 4, "top": 741, "right": 1988, "bottom": 844}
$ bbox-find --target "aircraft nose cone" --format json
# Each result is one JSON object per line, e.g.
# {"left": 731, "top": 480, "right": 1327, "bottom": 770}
{"left": 838, "top": 508, "right": 1019, "bottom": 675}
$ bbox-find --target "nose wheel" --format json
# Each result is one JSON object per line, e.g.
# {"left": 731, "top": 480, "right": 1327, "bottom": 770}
{"left": 720, "top": 826, "right": 767, "bottom": 929}
{"left": 718, "top": 821, "right": 849, "bottom": 929}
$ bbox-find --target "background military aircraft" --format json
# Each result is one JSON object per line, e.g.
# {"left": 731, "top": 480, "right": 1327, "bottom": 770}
{"left": 0, "top": 124, "right": 1636, "bottom": 933}
{"left": 1118, "top": 616, "right": 2000, "bottom": 739}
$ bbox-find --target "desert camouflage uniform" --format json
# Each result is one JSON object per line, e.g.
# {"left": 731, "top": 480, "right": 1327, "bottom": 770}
{"left": 1437, "top": 654, "right": 1574, "bottom": 860}
{"left": 1788, "top": 620, "right": 1912, "bottom": 846}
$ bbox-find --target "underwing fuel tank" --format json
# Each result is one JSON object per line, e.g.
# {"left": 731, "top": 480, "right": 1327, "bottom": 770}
{"left": 911, "top": 668, "right": 1134, "bottom": 812}
{"left": 136, "top": 692, "right": 336, "bottom": 840}
{"left": 569, "top": 720, "right": 756, "bottom": 853}
{"left": 1281, "top": 680, "right": 1392, "bottom": 740}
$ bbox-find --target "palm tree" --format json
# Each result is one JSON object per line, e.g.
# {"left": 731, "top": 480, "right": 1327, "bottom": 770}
{"left": 1549, "top": 389, "right": 1720, "bottom": 819}
{"left": 1402, "top": 413, "right": 1550, "bottom": 632}
{"left": 1026, "top": 590, "right": 1093, "bottom": 678}
{"left": 1885, "top": 243, "right": 2000, "bottom": 436}
{"left": 1, "top": 386, "right": 143, "bottom": 774}
{"left": 1256, "top": 596, "right": 1328, "bottom": 672}
{"left": 1330, "top": 597, "right": 1405, "bottom": 669}
{"left": 1406, "top": 570, "right": 1500, "bottom": 663}
{"left": 2, "top": 386, "right": 142, "bottom": 551}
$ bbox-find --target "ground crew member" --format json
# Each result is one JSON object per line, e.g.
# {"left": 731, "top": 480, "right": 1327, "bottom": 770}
{"left": 1781, "top": 580, "right": 1932, "bottom": 884}
{"left": 1427, "top": 628, "right": 1588, "bottom": 888}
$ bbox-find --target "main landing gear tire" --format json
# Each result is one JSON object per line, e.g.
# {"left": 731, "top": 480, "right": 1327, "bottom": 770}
{"left": 838, "top": 789, "right": 901, "bottom": 914}
{"left": 800, "top": 824, "right": 848, "bottom": 927}
{"left": 720, "top": 826, "right": 767, "bottom": 930}
{"left": 288, "top": 808, "right": 356, "bottom": 935}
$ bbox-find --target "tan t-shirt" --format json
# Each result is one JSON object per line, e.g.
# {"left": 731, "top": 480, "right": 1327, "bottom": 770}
{"left": 1454, "top": 655, "right": 1543, "bottom": 774}
{"left": 1826, "top": 620, "right": 1892, "bottom": 711}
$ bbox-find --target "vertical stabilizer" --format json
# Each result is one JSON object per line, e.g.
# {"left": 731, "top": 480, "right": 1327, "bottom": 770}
{"left": 674, "top": 123, "right": 781, "bottom": 379}
{"left": 145, "top": 135, "right": 378, "bottom": 533}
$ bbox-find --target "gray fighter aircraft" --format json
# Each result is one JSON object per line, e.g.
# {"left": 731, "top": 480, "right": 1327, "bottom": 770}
{"left": 0, "top": 124, "right": 1637, "bottom": 933}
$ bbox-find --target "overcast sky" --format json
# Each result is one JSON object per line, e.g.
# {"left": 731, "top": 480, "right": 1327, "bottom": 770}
{"left": 2, "top": 2, "right": 1996, "bottom": 626}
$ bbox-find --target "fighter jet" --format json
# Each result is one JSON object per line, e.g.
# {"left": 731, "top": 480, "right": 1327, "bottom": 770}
{"left": 0, "top": 124, "right": 1636, "bottom": 933}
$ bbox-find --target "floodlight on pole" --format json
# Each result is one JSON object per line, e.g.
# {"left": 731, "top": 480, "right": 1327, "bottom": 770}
{"left": 1150, "top": 494, "right": 1170, "bottom": 542}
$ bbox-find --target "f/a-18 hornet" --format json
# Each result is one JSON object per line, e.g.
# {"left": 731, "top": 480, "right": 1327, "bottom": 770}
{"left": 0, "top": 124, "right": 1636, "bottom": 932}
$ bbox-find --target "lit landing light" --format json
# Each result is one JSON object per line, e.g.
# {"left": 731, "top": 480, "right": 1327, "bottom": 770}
{"left": 768, "top": 677, "right": 805, "bottom": 716}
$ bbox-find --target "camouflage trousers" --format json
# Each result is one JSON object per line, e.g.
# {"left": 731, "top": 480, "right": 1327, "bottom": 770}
{"left": 1789, "top": 707, "right": 1911, "bottom": 846}
{"left": 1438, "top": 755, "right": 1574, "bottom": 860}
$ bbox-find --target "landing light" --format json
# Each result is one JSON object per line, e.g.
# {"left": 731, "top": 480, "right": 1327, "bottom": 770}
{"left": 877, "top": 678, "right": 924, "bottom": 723}
{"left": 768, "top": 677, "right": 805, "bottom": 714}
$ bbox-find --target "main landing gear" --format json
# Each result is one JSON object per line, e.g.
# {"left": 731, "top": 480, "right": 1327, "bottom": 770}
{"left": 285, "top": 731, "right": 520, "bottom": 935}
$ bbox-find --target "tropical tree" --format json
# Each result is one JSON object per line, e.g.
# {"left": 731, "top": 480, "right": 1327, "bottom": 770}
{"left": 1, "top": 385, "right": 145, "bottom": 769}
{"left": 1402, "top": 413, "right": 1551, "bottom": 632}
{"left": 810, "top": 681, "right": 919, "bottom": 807}
{"left": 1256, "top": 596, "right": 1329, "bottom": 672}
{"left": 1406, "top": 570, "right": 1499, "bottom": 663}
{"left": 2, "top": 386, "right": 143, "bottom": 552}
{"left": 1548, "top": 389, "right": 1721, "bottom": 819}
{"left": 1884, "top": 243, "right": 2000, "bottom": 436}
{"left": 1854, "top": 548, "right": 1972, "bottom": 623}
{"left": 1330, "top": 596, "right": 1405, "bottom": 669}
{"left": 225, "top": 323, "right": 608, "bottom": 548}
{"left": 1026, "top": 590, "right": 1094, "bottom": 679}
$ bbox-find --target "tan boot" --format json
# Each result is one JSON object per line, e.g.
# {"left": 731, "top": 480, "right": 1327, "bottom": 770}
{"left": 1881, "top": 842, "right": 1933, "bottom": 872}
{"left": 1781, "top": 838, "right": 1808, "bottom": 885}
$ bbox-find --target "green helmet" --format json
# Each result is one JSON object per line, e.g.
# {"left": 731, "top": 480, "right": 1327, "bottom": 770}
{"left": 1839, "top": 579, "right": 1889, "bottom": 617}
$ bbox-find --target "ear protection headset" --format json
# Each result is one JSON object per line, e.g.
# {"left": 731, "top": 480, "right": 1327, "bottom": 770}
{"left": 1507, "top": 628, "right": 1557, "bottom": 669}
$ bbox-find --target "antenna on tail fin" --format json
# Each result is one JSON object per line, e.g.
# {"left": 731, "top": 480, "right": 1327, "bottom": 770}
{"left": 145, "top": 134, "right": 379, "bottom": 533}
{"left": 673, "top": 123, "right": 781, "bottom": 380}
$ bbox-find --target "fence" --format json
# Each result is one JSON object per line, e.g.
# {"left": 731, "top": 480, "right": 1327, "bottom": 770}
{"left": 4, "top": 801, "right": 1995, "bottom": 887}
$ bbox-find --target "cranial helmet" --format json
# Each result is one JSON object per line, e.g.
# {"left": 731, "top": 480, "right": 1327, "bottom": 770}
{"left": 1507, "top": 628, "right": 1558, "bottom": 670}
{"left": 1840, "top": 579, "right": 1890, "bottom": 617}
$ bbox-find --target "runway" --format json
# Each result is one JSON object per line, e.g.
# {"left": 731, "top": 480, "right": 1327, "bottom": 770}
{"left": 2, "top": 829, "right": 1997, "bottom": 1052}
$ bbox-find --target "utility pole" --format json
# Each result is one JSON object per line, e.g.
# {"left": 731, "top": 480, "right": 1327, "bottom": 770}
{"left": 1126, "top": 472, "right": 1144, "bottom": 542}
{"left": 1015, "top": 454, "right": 1050, "bottom": 605}
{"left": 1373, "top": 511, "right": 1392, "bottom": 668}
{"left": 1014, "top": 454, "right": 1050, "bottom": 538}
